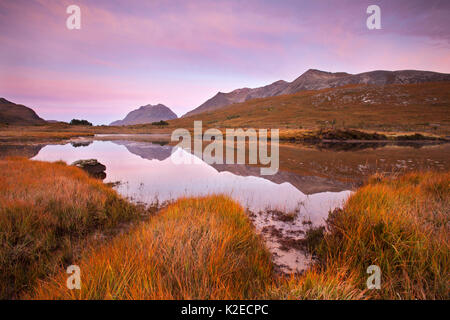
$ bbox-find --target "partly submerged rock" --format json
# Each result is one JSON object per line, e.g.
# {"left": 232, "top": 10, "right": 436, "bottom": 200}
{"left": 71, "top": 159, "right": 106, "bottom": 180}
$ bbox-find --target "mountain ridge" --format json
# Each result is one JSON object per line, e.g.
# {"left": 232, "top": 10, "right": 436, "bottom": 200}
{"left": 183, "top": 69, "right": 450, "bottom": 117}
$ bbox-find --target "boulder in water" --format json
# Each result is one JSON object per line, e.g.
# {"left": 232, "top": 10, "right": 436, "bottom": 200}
{"left": 71, "top": 159, "right": 106, "bottom": 180}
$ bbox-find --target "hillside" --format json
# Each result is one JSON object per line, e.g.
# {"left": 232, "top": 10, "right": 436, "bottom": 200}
{"left": 170, "top": 82, "right": 450, "bottom": 135}
{"left": 110, "top": 104, "right": 177, "bottom": 126}
{"left": 183, "top": 69, "right": 450, "bottom": 117}
{"left": 184, "top": 80, "right": 288, "bottom": 117}
{"left": 0, "top": 98, "right": 46, "bottom": 125}
{"left": 0, "top": 158, "right": 146, "bottom": 298}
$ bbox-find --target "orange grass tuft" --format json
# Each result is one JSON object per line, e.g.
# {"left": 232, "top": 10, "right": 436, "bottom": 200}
{"left": 2, "top": 157, "right": 447, "bottom": 300}
{"left": 271, "top": 171, "right": 449, "bottom": 299}
{"left": 30, "top": 196, "right": 273, "bottom": 299}
{"left": 0, "top": 158, "right": 143, "bottom": 299}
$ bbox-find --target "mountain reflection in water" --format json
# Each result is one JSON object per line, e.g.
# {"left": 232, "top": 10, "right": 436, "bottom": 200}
{"left": 31, "top": 140, "right": 351, "bottom": 220}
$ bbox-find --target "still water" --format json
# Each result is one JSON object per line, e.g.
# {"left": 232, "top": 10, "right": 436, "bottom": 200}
{"left": 10, "top": 136, "right": 447, "bottom": 273}
{"left": 29, "top": 138, "right": 352, "bottom": 273}
{"left": 32, "top": 139, "right": 350, "bottom": 219}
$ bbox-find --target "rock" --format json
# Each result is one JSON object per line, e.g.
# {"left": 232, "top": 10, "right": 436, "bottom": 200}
{"left": 71, "top": 159, "right": 106, "bottom": 179}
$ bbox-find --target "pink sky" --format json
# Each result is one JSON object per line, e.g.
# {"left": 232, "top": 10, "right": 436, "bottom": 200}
{"left": 1, "top": 0, "right": 449, "bottom": 124}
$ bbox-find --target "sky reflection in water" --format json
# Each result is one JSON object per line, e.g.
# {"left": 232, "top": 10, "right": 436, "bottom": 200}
{"left": 32, "top": 140, "right": 351, "bottom": 224}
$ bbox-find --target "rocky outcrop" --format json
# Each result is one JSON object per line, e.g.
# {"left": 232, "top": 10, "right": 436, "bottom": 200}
{"left": 72, "top": 159, "right": 106, "bottom": 180}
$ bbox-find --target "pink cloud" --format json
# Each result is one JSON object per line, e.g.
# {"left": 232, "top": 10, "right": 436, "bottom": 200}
{"left": 1, "top": 0, "right": 449, "bottom": 124}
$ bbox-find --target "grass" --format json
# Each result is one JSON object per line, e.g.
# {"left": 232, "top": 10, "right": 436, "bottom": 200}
{"left": 268, "top": 268, "right": 365, "bottom": 300}
{"left": 0, "top": 129, "right": 94, "bottom": 142}
{"left": 0, "top": 158, "right": 147, "bottom": 299}
{"left": 1, "top": 157, "right": 447, "bottom": 299}
{"left": 270, "top": 171, "right": 449, "bottom": 299}
{"left": 276, "top": 128, "right": 445, "bottom": 142}
{"left": 30, "top": 196, "right": 273, "bottom": 299}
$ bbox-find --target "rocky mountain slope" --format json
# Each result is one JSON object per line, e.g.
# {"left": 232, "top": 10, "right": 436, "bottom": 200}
{"left": 171, "top": 81, "right": 450, "bottom": 135}
{"left": 0, "top": 98, "right": 46, "bottom": 125}
{"left": 184, "top": 80, "right": 288, "bottom": 117}
{"left": 183, "top": 69, "right": 450, "bottom": 117}
{"left": 110, "top": 104, "right": 177, "bottom": 126}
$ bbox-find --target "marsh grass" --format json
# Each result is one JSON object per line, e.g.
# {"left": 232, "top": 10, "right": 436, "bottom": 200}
{"left": 0, "top": 158, "right": 146, "bottom": 299}
{"left": 270, "top": 171, "right": 449, "bottom": 299}
{"left": 30, "top": 196, "right": 273, "bottom": 299}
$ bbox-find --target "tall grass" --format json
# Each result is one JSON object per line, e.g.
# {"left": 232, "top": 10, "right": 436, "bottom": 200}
{"left": 30, "top": 196, "right": 273, "bottom": 299}
{"left": 2, "top": 158, "right": 447, "bottom": 300}
{"left": 0, "top": 158, "right": 144, "bottom": 299}
{"left": 270, "top": 171, "right": 449, "bottom": 299}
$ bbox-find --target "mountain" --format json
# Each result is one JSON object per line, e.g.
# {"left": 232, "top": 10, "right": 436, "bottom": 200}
{"left": 110, "top": 104, "right": 178, "bottom": 126}
{"left": 279, "top": 69, "right": 351, "bottom": 94}
{"left": 183, "top": 80, "right": 288, "bottom": 117}
{"left": 0, "top": 98, "right": 46, "bottom": 125}
{"left": 183, "top": 69, "right": 450, "bottom": 117}
{"left": 170, "top": 81, "right": 450, "bottom": 135}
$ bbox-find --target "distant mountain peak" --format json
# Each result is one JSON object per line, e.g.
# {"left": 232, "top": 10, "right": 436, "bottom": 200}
{"left": 272, "top": 80, "right": 288, "bottom": 85}
{"left": 109, "top": 103, "right": 177, "bottom": 126}
{"left": 301, "top": 69, "right": 351, "bottom": 77}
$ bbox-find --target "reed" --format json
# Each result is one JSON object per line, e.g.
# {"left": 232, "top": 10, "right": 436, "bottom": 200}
{"left": 0, "top": 158, "right": 144, "bottom": 299}
{"left": 2, "top": 157, "right": 447, "bottom": 300}
{"left": 30, "top": 196, "right": 273, "bottom": 299}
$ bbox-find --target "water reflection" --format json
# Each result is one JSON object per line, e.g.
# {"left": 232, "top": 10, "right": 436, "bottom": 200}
{"left": 31, "top": 140, "right": 350, "bottom": 218}
{"left": 32, "top": 140, "right": 352, "bottom": 273}
{"left": 0, "top": 144, "right": 45, "bottom": 159}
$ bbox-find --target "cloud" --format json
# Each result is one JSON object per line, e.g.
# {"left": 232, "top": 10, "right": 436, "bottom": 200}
{"left": 0, "top": 0, "right": 449, "bottom": 123}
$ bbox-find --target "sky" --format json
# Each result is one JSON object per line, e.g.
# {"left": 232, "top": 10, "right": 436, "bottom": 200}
{"left": 0, "top": 0, "right": 449, "bottom": 125}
